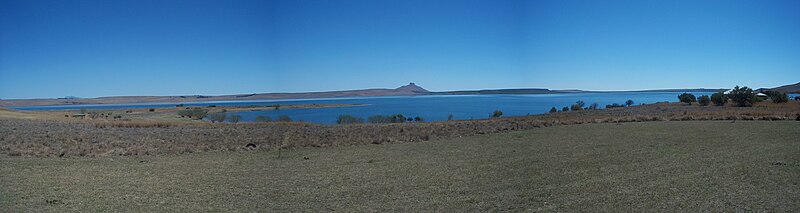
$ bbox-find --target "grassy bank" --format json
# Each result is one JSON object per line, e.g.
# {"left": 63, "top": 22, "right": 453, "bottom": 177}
{"left": 1, "top": 121, "right": 798, "bottom": 211}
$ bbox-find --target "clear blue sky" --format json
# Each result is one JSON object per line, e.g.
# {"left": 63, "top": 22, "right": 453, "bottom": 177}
{"left": 1, "top": 0, "right": 798, "bottom": 99}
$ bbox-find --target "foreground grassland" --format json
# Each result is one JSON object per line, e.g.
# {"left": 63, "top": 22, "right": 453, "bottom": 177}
{"left": 1, "top": 121, "right": 798, "bottom": 211}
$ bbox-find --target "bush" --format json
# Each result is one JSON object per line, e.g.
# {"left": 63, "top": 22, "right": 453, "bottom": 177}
{"left": 337, "top": 114, "right": 364, "bottom": 124}
{"left": 228, "top": 114, "right": 242, "bottom": 123}
{"left": 208, "top": 113, "right": 226, "bottom": 123}
{"left": 772, "top": 92, "right": 788, "bottom": 103}
{"left": 588, "top": 103, "right": 599, "bottom": 110}
{"left": 447, "top": 114, "right": 454, "bottom": 121}
{"left": 711, "top": 92, "right": 727, "bottom": 106}
{"left": 561, "top": 106, "right": 569, "bottom": 112}
{"left": 255, "top": 115, "right": 271, "bottom": 122}
{"left": 729, "top": 86, "right": 756, "bottom": 107}
{"left": 492, "top": 110, "right": 503, "bottom": 118}
{"left": 277, "top": 115, "right": 292, "bottom": 122}
{"left": 414, "top": 116, "right": 423, "bottom": 122}
{"left": 571, "top": 101, "right": 585, "bottom": 111}
{"left": 149, "top": 108, "right": 155, "bottom": 112}
{"left": 606, "top": 103, "right": 624, "bottom": 108}
{"left": 625, "top": 100, "right": 634, "bottom": 107}
{"left": 678, "top": 93, "right": 696, "bottom": 105}
{"left": 698, "top": 95, "right": 710, "bottom": 106}
{"left": 549, "top": 107, "right": 557, "bottom": 113}
{"left": 177, "top": 108, "right": 208, "bottom": 119}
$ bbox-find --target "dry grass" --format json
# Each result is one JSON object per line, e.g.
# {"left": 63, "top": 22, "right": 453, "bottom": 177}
{"left": 1, "top": 121, "right": 798, "bottom": 211}
{"left": 1, "top": 102, "right": 799, "bottom": 157}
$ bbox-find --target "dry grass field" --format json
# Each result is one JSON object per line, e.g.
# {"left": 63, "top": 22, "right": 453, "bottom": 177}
{"left": 1, "top": 121, "right": 798, "bottom": 211}
{"left": 1, "top": 101, "right": 799, "bottom": 157}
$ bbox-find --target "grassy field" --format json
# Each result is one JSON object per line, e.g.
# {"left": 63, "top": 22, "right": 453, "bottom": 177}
{"left": 1, "top": 121, "right": 798, "bottom": 211}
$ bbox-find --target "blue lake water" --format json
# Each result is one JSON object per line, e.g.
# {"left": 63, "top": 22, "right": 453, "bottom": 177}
{"left": 11, "top": 92, "right": 739, "bottom": 124}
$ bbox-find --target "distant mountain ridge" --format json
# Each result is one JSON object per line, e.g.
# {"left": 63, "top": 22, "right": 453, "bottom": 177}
{"left": 0, "top": 82, "right": 739, "bottom": 107}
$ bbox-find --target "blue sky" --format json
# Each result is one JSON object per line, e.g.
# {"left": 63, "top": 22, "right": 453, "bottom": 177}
{"left": 1, "top": 0, "right": 798, "bottom": 99}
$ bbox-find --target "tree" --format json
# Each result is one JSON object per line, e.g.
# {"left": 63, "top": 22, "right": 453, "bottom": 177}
{"left": 729, "top": 86, "right": 756, "bottom": 107}
{"left": 228, "top": 114, "right": 242, "bottom": 123}
{"left": 337, "top": 114, "right": 364, "bottom": 124}
{"left": 625, "top": 99, "right": 634, "bottom": 107}
{"left": 678, "top": 93, "right": 696, "bottom": 105}
{"left": 255, "top": 115, "right": 271, "bottom": 122}
{"left": 698, "top": 95, "right": 710, "bottom": 106}
{"left": 561, "top": 106, "right": 569, "bottom": 112}
{"left": 492, "top": 110, "right": 503, "bottom": 118}
{"left": 711, "top": 91, "right": 727, "bottom": 106}
{"left": 447, "top": 114, "right": 454, "bottom": 121}
{"left": 772, "top": 92, "right": 788, "bottom": 103}
{"left": 414, "top": 116, "right": 423, "bottom": 122}
{"left": 588, "top": 102, "right": 599, "bottom": 110}
{"left": 549, "top": 107, "right": 558, "bottom": 113}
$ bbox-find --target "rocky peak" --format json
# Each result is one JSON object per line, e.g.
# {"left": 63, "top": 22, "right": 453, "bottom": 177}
{"left": 395, "top": 82, "right": 430, "bottom": 93}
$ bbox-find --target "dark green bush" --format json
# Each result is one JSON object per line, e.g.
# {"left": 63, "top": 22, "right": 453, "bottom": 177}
{"left": 571, "top": 101, "right": 585, "bottom": 111}
{"left": 711, "top": 92, "right": 727, "bottom": 106}
{"left": 561, "top": 106, "right": 569, "bottom": 112}
{"left": 492, "top": 110, "right": 503, "bottom": 118}
{"left": 729, "top": 86, "right": 756, "bottom": 107}
{"left": 772, "top": 92, "right": 788, "bottom": 103}
{"left": 625, "top": 100, "right": 634, "bottom": 107}
{"left": 678, "top": 93, "right": 696, "bottom": 105}
{"left": 698, "top": 95, "right": 710, "bottom": 106}
{"left": 549, "top": 107, "right": 557, "bottom": 113}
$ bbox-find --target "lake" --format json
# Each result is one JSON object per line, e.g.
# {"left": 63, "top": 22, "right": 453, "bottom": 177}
{"left": 11, "top": 92, "right": 735, "bottom": 124}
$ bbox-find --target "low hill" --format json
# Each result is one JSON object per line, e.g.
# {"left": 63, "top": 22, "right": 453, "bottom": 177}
{"left": 0, "top": 83, "right": 432, "bottom": 107}
{"left": 766, "top": 82, "right": 800, "bottom": 93}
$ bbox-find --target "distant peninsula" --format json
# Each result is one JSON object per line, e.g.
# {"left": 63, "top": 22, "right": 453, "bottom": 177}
{"left": 4, "top": 82, "right": 788, "bottom": 107}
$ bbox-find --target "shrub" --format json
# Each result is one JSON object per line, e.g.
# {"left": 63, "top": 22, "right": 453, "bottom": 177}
{"left": 178, "top": 108, "right": 208, "bottom": 119}
{"left": 711, "top": 92, "right": 727, "bottom": 106}
{"left": 549, "top": 107, "right": 557, "bottom": 113}
{"left": 255, "top": 115, "right": 271, "bottom": 122}
{"left": 277, "top": 115, "right": 292, "bottom": 122}
{"left": 729, "top": 86, "right": 756, "bottom": 107}
{"left": 606, "top": 103, "right": 624, "bottom": 108}
{"left": 561, "top": 106, "right": 569, "bottom": 112}
{"left": 149, "top": 108, "right": 155, "bottom": 112}
{"left": 228, "top": 114, "right": 242, "bottom": 123}
{"left": 772, "top": 92, "right": 788, "bottom": 103}
{"left": 414, "top": 116, "right": 423, "bottom": 122}
{"left": 678, "top": 93, "right": 696, "bottom": 105}
{"left": 492, "top": 110, "right": 503, "bottom": 118}
{"left": 698, "top": 95, "right": 710, "bottom": 106}
{"left": 571, "top": 101, "right": 585, "bottom": 111}
{"left": 588, "top": 103, "right": 599, "bottom": 110}
{"left": 208, "top": 113, "right": 227, "bottom": 123}
{"left": 625, "top": 99, "right": 634, "bottom": 107}
{"left": 447, "top": 114, "right": 454, "bottom": 121}
{"left": 337, "top": 114, "right": 364, "bottom": 124}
